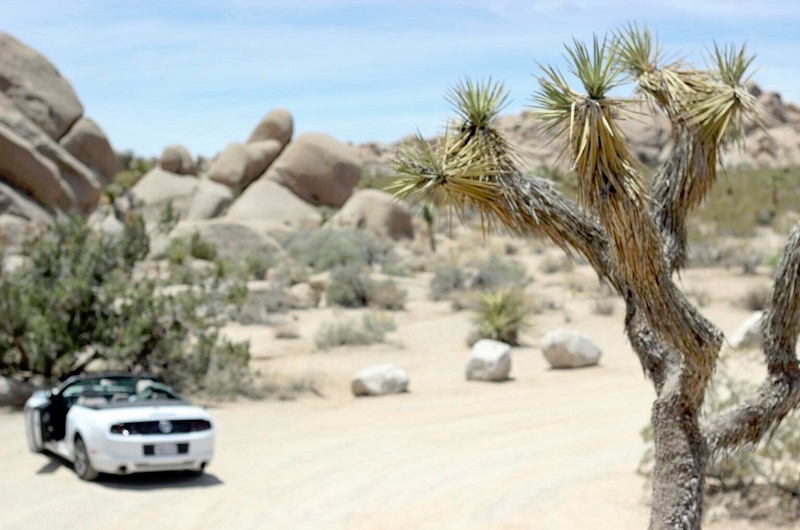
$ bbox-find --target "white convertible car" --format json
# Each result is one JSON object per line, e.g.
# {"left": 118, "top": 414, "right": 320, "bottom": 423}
{"left": 24, "top": 373, "right": 215, "bottom": 480}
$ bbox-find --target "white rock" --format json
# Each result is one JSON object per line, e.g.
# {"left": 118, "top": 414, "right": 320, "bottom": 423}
{"left": 541, "top": 329, "right": 601, "bottom": 369}
{"left": 729, "top": 311, "right": 764, "bottom": 350}
{"left": 2, "top": 253, "right": 32, "bottom": 274}
{"left": 466, "top": 339, "right": 512, "bottom": 382}
{"left": 351, "top": 364, "right": 409, "bottom": 397}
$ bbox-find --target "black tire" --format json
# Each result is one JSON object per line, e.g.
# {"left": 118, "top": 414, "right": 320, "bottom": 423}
{"left": 73, "top": 436, "right": 98, "bottom": 481}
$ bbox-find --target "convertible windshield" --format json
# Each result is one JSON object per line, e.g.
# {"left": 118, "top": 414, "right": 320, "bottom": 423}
{"left": 60, "top": 376, "right": 184, "bottom": 408}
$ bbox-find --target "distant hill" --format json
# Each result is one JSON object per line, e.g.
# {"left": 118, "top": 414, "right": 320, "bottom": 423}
{"left": 355, "top": 83, "right": 800, "bottom": 176}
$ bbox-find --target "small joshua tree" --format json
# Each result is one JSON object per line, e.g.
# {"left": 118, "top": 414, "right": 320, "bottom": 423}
{"left": 390, "top": 25, "right": 798, "bottom": 530}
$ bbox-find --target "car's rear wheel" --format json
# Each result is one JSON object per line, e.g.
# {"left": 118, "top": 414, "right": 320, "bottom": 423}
{"left": 73, "top": 436, "right": 98, "bottom": 481}
{"left": 25, "top": 408, "right": 44, "bottom": 453}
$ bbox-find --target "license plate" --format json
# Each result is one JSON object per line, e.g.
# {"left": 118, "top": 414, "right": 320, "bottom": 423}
{"left": 153, "top": 443, "right": 178, "bottom": 456}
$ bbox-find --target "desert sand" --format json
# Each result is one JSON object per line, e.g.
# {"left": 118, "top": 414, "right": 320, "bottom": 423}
{"left": 0, "top": 245, "right": 782, "bottom": 530}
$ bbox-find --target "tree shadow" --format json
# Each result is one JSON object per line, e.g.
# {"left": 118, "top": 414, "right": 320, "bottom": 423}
{"left": 35, "top": 451, "right": 223, "bottom": 490}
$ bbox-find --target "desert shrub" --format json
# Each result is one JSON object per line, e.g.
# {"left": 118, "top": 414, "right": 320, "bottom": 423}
{"left": 157, "top": 200, "right": 181, "bottom": 234}
{"left": 430, "top": 264, "right": 469, "bottom": 301}
{"left": 284, "top": 229, "right": 394, "bottom": 272}
{"left": 270, "top": 258, "right": 310, "bottom": 286}
{"left": 367, "top": 278, "right": 408, "bottom": 310}
{"left": 314, "top": 313, "right": 397, "bottom": 351}
{"left": 165, "top": 237, "right": 190, "bottom": 265}
{"left": 327, "top": 265, "right": 371, "bottom": 308}
{"left": 189, "top": 231, "right": 218, "bottom": 261}
{"left": 168, "top": 263, "right": 197, "bottom": 285}
{"left": 539, "top": 254, "right": 574, "bottom": 274}
{"left": 0, "top": 216, "right": 251, "bottom": 398}
{"left": 471, "top": 254, "right": 528, "bottom": 291}
{"left": 381, "top": 261, "right": 413, "bottom": 277}
{"left": 741, "top": 285, "right": 771, "bottom": 311}
{"left": 469, "top": 289, "right": 531, "bottom": 346}
{"left": 592, "top": 295, "right": 616, "bottom": 315}
{"left": 450, "top": 290, "right": 477, "bottom": 312}
{"left": 245, "top": 252, "right": 275, "bottom": 280}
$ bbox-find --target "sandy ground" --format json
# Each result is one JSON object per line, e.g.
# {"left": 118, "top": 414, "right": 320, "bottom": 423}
{"left": 0, "top": 245, "right": 783, "bottom": 530}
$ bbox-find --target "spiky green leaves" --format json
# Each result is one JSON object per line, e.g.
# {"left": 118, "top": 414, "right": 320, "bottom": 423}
{"left": 687, "top": 44, "right": 761, "bottom": 142}
{"left": 615, "top": 23, "right": 664, "bottom": 78}
{"left": 391, "top": 80, "right": 531, "bottom": 233}
{"left": 390, "top": 130, "right": 498, "bottom": 209}
{"left": 445, "top": 78, "right": 510, "bottom": 130}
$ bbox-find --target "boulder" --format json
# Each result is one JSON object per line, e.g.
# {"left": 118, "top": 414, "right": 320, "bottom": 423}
{"left": 185, "top": 178, "right": 234, "bottom": 220}
{"left": 729, "top": 311, "right": 764, "bottom": 350}
{"left": 149, "top": 219, "right": 284, "bottom": 263}
{"left": 0, "top": 177, "right": 55, "bottom": 223}
{"left": 0, "top": 94, "right": 101, "bottom": 213}
{"left": 330, "top": 189, "right": 414, "bottom": 240}
{"left": 160, "top": 145, "right": 197, "bottom": 176}
{"left": 265, "top": 132, "right": 361, "bottom": 207}
{"left": 226, "top": 178, "right": 320, "bottom": 231}
{"left": 0, "top": 214, "right": 36, "bottom": 247}
{"left": 2, "top": 253, "right": 33, "bottom": 274}
{"left": 206, "top": 140, "right": 282, "bottom": 191}
{"left": 88, "top": 211, "right": 125, "bottom": 237}
{"left": 0, "top": 122, "right": 74, "bottom": 210}
{"left": 129, "top": 167, "right": 199, "bottom": 218}
{"left": 247, "top": 108, "right": 293, "bottom": 147}
{"left": 0, "top": 33, "right": 83, "bottom": 140}
{"left": 59, "top": 117, "right": 118, "bottom": 184}
{"left": 466, "top": 339, "right": 512, "bottom": 382}
{"left": 541, "top": 329, "right": 602, "bottom": 369}
{"left": 351, "top": 364, "right": 409, "bottom": 397}
{"left": 287, "top": 282, "right": 320, "bottom": 310}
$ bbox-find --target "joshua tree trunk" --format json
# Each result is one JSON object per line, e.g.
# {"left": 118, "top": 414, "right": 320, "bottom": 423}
{"left": 392, "top": 27, "right": 800, "bottom": 529}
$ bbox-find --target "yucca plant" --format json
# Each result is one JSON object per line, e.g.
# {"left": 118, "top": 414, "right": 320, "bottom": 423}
{"left": 389, "top": 26, "right": 800, "bottom": 530}
{"left": 470, "top": 289, "right": 531, "bottom": 346}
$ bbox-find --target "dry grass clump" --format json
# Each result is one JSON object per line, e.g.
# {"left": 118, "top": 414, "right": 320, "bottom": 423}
{"left": 313, "top": 313, "right": 397, "bottom": 351}
{"left": 538, "top": 253, "right": 575, "bottom": 274}
{"left": 430, "top": 263, "right": 470, "bottom": 301}
{"left": 740, "top": 285, "right": 771, "bottom": 312}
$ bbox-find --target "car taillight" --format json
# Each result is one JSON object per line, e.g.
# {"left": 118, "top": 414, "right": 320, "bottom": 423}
{"left": 189, "top": 420, "right": 211, "bottom": 432}
{"left": 109, "top": 423, "right": 139, "bottom": 435}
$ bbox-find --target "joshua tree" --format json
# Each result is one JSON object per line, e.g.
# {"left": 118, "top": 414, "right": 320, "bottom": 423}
{"left": 391, "top": 26, "right": 798, "bottom": 529}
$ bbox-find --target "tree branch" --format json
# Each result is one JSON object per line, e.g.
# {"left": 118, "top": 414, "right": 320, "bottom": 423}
{"left": 704, "top": 222, "right": 800, "bottom": 453}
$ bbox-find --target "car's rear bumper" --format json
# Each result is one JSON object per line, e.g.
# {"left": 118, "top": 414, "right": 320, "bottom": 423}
{"left": 88, "top": 430, "right": 214, "bottom": 475}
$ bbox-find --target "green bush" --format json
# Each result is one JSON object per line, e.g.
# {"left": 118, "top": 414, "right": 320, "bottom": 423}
{"left": 314, "top": 313, "right": 397, "bottom": 351}
{"left": 0, "top": 216, "right": 251, "bottom": 398}
{"left": 189, "top": 231, "right": 218, "bottom": 261}
{"left": 326, "top": 265, "right": 371, "bottom": 308}
{"left": 472, "top": 255, "right": 529, "bottom": 291}
{"left": 166, "top": 237, "right": 190, "bottom": 265}
{"left": 430, "top": 264, "right": 469, "bottom": 301}
{"left": 245, "top": 252, "right": 275, "bottom": 280}
{"left": 284, "top": 229, "right": 394, "bottom": 272}
{"left": 469, "top": 289, "right": 531, "bottom": 346}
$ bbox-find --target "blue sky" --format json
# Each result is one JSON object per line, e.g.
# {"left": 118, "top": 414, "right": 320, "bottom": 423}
{"left": 3, "top": 0, "right": 799, "bottom": 158}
